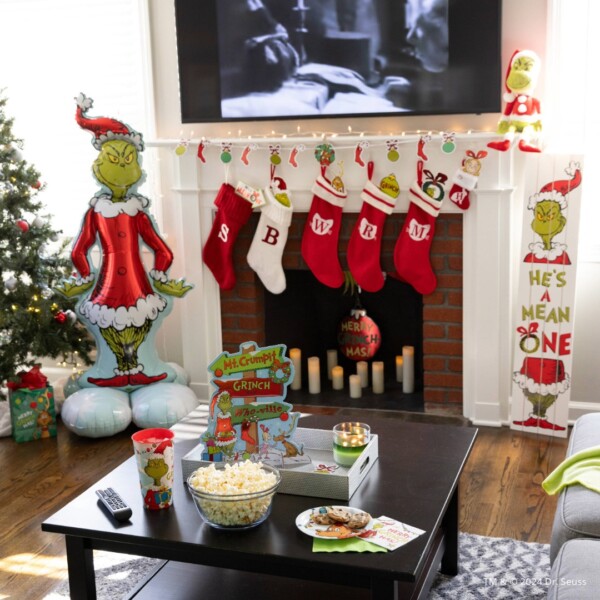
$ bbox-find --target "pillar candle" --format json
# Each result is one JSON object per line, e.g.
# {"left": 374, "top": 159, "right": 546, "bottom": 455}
{"left": 396, "top": 355, "right": 404, "bottom": 383}
{"left": 349, "top": 374, "right": 362, "bottom": 398}
{"left": 290, "top": 348, "right": 302, "bottom": 390}
{"left": 308, "top": 356, "right": 320, "bottom": 394}
{"left": 372, "top": 361, "right": 384, "bottom": 394}
{"left": 332, "top": 365, "right": 344, "bottom": 390}
{"left": 357, "top": 361, "right": 368, "bottom": 388}
{"left": 326, "top": 349, "right": 338, "bottom": 380}
{"left": 403, "top": 346, "right": 415, "bottom": 393}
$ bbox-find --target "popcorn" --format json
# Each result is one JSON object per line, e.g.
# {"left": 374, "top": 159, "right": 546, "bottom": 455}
{"left": 188, "top": 460, "right": 279, "bottom": 527}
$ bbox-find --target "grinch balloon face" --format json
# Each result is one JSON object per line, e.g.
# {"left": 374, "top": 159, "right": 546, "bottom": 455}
{"left": 93, "top": 140, "right": 142, "bottom": 197}
{"left": 56, "top": 93, "right": 192, "bottom": 389}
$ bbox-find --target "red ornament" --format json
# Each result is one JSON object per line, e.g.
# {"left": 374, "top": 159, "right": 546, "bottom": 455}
{"left": 16, "top": 219, "right": 30, "bottom": 233}
{"left": 280, "top": 412, "right": 289, "bottom": 421}
{"left": 32, "top": 180, "right": 42, "bottom": 190}
{"left": 54, "top": 311, "right": 67, "bottom": 324}
{"left": 337, "top": 308, "right": 381, "bottom": 361}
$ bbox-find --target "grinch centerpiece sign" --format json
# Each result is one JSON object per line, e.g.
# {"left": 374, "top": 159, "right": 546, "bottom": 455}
{"left": 510, "top": 158, "right": 583, "bottom": 437}
{"left": 202, "top": 342, "right": 309, "bottom": 467}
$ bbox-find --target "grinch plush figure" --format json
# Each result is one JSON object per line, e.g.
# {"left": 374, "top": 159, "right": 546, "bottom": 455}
{"left": 56, "top": 94, "right": 198, "bottom": 437}
{"left": 488, "top": 49, "right": 542, "bottom": 153}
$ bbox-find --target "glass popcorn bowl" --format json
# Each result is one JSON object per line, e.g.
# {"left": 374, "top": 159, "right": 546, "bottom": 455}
{"left": 186, "top": 461, "right": 281, "bottom": 530}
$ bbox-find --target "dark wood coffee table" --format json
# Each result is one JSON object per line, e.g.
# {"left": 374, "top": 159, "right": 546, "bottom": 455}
{"left": 42, "top": 411, "right": 476, "bottom": 600}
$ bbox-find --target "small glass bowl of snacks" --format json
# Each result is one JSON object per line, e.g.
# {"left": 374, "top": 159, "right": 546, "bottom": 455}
{"left": 186, "top": 461, "right": 281, "bottom": 530}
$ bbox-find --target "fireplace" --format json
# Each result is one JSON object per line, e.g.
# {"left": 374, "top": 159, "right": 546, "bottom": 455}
{"left": 220, "top": 211, "right": 463, "bottom": 414}
{"left": 160, "top": 134, "right": 512, "bottom": 426}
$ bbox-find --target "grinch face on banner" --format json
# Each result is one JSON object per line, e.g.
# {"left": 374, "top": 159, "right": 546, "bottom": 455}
{"left": 532, "top": 200, "right": 566, "bottom": 251}
{"left": 93, "top": 140, "right": 141, "bottom": 196}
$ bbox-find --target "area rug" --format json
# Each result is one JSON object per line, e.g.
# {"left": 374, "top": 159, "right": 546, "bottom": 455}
{"left": 45, "top": 533, "right": 550, "bottom": 599}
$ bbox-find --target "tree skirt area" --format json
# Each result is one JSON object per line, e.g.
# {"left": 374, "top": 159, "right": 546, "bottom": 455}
{"left": 45, "top": 533, "right": 550, "bottom": 599}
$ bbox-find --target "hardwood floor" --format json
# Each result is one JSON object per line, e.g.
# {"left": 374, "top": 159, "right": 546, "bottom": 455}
{"left": 0, "top": 413, "right": 569, "bottom": 599}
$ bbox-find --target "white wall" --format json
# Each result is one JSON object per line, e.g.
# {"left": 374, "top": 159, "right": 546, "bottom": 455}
{"left": 146, "top": 0, "right": 600, "bottom": 416}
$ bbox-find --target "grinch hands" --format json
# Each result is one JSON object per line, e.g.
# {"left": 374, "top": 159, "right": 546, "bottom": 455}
{"left": 488, "top": 50, "right": 543, "bottom": 153}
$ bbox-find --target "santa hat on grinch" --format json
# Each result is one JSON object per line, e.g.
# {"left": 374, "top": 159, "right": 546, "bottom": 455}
{"left": 503, "top": 49, "right": 541, "bottom": 102}
{"left": 527, "top": 162, "right": 582, "bottom": 210}
{"left": 75, "top": 92, "right": 144, "bottom": 151}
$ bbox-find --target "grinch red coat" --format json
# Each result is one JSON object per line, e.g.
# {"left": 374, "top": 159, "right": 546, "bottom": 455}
{"left": 499, "top": 94, "right": 541, "bottom": 130}
{"left": 71, "top": 194, "right": 173, "bottom": 330}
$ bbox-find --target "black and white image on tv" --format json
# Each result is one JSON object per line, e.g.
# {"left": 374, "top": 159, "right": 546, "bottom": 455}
{"left": 217, "top": 0, "right": 450, "bottom": 119}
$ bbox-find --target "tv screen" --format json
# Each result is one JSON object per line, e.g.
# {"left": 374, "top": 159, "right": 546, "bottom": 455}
{"left": 174, "top": 0, "right": 501, "bottom": 123}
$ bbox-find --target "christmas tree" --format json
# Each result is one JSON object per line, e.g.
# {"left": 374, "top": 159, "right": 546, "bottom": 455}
{"left": 0, "top": 92, "right": 93, "bottom": 399}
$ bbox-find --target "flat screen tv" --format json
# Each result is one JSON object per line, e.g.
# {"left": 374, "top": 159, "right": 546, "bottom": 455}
{"left": 174, "top": 0, "right": 501, "bottom": 123}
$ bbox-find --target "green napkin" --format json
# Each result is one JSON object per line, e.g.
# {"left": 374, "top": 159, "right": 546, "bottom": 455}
{"left": 313, "top": 537, "right": 387, "bottom": 553}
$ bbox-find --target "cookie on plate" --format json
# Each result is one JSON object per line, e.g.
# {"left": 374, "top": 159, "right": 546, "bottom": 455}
{"left": 347, "top": 511, "right": 371, "bottom": 529}
{"left": 326, "top": 506, "right": 352, "bottom": 523}
{"left": 312, "top": 513, "right": 334, "bottom": 525}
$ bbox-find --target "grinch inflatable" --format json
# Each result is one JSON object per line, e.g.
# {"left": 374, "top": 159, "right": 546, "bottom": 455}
{"left": 57, "top": 94, "right": 198, "bottom": 437}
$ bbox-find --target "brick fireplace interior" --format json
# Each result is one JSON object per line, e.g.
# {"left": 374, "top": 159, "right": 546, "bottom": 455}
{"left": 220, "top": 211, "right": 463, "bottom": 415}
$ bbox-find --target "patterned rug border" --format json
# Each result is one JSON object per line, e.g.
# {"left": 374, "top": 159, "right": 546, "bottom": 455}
{"left": 44, "top": 532, "right": 550, "bottom": 599}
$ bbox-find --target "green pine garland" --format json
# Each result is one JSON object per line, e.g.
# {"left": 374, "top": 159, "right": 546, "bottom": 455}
{"left": 0, "top": 92, "right": 94, "bottom": 399}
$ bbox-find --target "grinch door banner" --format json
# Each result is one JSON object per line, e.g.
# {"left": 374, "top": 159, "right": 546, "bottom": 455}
{"left": 511, "top": 156, "right": 583, "bottom": 437}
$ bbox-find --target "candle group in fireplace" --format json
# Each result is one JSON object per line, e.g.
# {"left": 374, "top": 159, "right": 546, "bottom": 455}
{"left": 286, "top": 347, "right": 415, "bottom": 396}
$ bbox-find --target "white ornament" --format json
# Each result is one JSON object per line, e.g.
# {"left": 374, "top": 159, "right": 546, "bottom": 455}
{"left": 4, "top": 276, "right": 18, "bottom": 291}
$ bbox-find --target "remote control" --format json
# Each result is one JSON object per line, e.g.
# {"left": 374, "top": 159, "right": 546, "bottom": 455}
{"left": 96, "top": 488, "right": 132, "bottom": 522}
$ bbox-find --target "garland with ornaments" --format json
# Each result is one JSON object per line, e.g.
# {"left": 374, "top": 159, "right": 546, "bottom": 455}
{"left": 197, "top": 133, "right": 489, "bottom": 298}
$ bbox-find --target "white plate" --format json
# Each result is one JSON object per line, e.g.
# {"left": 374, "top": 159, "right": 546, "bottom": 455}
{"left": 295, "top": 506, "right": 374, "bottom": 539}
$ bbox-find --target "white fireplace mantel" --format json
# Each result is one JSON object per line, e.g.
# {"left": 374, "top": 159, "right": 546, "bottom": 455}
{"left": 149, "top": 133, "right": 519, "bottom": 426}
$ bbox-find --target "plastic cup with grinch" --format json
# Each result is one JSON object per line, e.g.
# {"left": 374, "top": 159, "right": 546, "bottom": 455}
{"left": 132, "top": 428, "right": 175, "bottom": 509}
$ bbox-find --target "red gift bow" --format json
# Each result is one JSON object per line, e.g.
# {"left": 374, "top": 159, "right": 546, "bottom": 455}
{"left": 6, "top": 364, "right": 48, "bottom": 391}
{"left": 465, "top": 150, "right": 488, "bottom": 160}
{"left": 517, "top": 322, "right": 539, "bottom": 337}
{"left": 423, "top": 169, "right": 448, "bottom": 185}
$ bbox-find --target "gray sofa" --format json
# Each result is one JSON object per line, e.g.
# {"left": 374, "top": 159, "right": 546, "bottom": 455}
{"left": 547, "top": 413, "right": 600, "bottom": 598}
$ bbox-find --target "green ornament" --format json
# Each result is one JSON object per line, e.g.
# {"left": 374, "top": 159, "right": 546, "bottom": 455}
{"left": 442, "top": 141, "right": 456, "bottom": 154}
{"left": 270, "top": 154, "right": 281, "bottom": 165}
{"left": 387, "top": 149, "right": 399, "bottom": 162}
{"left": 220, "top": 151, "right": 232, "bottom": 164}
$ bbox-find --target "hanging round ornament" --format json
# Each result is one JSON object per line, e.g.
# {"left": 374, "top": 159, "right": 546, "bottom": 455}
{"left": 269, "top": 144, "right": 282, "bottom": 165}
{"left": 32, "top": 180, "right": 42, "bottom": 190}
{"left": 314, "top": 143, "right": 335, "bottom": 166}
{"left": 16, "top": 219, "right": 29, "bottom": 233}
{"left": 175, "top": 139, "right": 189, "bottom": 156}
{"left": 386, "top": 139, "right": 400, "bottom": 162}
{"left": 4, "top": 276, "right": 18, "bottom": 291}
{"left": 220, "top": 143, "right": 232, "bottom": 163}
{"left": 441, "top": 132, "right": 456, "bottom": 154}
{"left": 337, "top": 307, "right": 381, "bottom": 361}
{"left": 54, "top": 311, "right": 68, "bottom": 324}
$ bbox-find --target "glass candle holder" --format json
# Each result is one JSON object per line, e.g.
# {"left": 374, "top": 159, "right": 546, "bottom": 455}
{"left": 332, "top": 422, "right": 371, "bottom": 467}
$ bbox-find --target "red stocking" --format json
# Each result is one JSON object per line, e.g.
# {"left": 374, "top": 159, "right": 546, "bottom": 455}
{"left": 202, "top": 183, "right": 253, "bottom": 290}
{"left": 301, "top": 173, "right": 347, "bottom": 288}
{"left": 393, "top": 163, "right": 444, "bottom": 295}
{"left": 347, "top": 170, "right": 397, "bottom": 292}
{"left": 240, "top": 421, "right": 256, "bottom": 445}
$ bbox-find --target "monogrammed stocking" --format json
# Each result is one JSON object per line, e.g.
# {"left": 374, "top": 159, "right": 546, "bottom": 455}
{"left": 202, "top": 183, "right": 253, "bottom": 290}
{"left": 301, "top": 173, "right": 347, "bottom": 288}
{"left": 347, "top": 178, "right": 398, "bottom": 292}
{"left": 247, "top": 188, "right": 293, "bottom": 294}
{"left": 393, "top": 162, "right": 445, "bottom": 295}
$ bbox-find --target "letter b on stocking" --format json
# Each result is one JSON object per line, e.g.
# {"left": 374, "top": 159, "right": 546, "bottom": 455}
{"left": 262, "top": 225, "right": 280, "bottom": 246}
